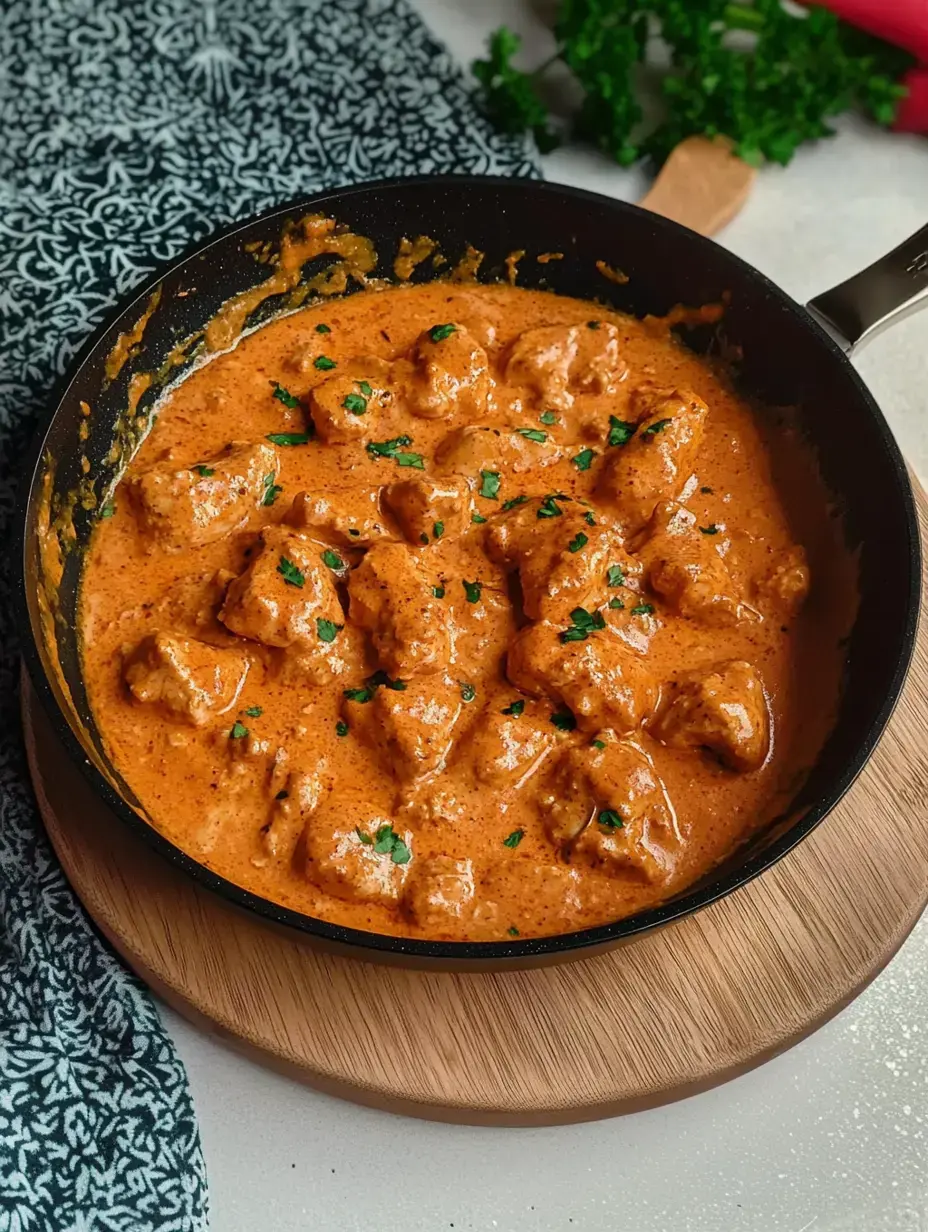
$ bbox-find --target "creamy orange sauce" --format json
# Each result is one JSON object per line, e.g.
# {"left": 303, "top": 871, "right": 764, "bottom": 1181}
{"left": 79, "top": 283, "right": 853, "bottom": 941}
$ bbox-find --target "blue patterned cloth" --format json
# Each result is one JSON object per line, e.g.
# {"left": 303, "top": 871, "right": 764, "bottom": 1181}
{"left": 0, "top": 2, "right": 536, "bottom": 1227}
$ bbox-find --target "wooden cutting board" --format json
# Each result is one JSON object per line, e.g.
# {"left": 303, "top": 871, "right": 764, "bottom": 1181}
{"left": 20, "top": 483, "right": 928, "bottom": 1124}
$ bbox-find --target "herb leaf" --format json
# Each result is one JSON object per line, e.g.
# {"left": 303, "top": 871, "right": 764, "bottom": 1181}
{"left": 501, "top": 699, "right": 525, "bottom": 717}
{"left": 479, "top": 469, "right": 501, "bottom": 500}
{"left": 507, "top": 926, "right": 520, "bottom": 938}
{"left": 315, "top": 323, "right": 331, "bottom": 334}
{"left": 277, "top": 556, "right": 305, "bottom": 588}
{"left": 643, "top": 418, "right": 672, "bottom": 436}
{"left": 559, "top": 606, "right": 605, "bottom": 643}
{"left": 342, "top": 392, "right": 368, "bottom": 415}
{"left": 472, "top": 512, "right": 488, "bottom": 525}
{"left": 463, "top": 579, "right": 482, "bottom": 604}
{"left": 429, "top": 323, "right": 456, "bottom": 342}
{"left": 459, "top": 682, "right": 477, "bottom": 703}
{"left": 607, "top": 564, "right": 625, "bottom": 587}
{"left": 539, "top": 411, "right": 557, "bottom": 425}
{"left": 699, "top": 524, "right": 720, "bottom": 535}
{"left": 550, "top": 709, "right": 576, "bottom": 732}
{"left": 314, "top": 355, "right": 337, "bottom": 371}
{"left": 358, "top": 380, "right": 374, "bottom": 397}
{"left": 432, "top": 585, "right": 446, "bottom": 599}
{"left": 599, "top": 809, "right": 624, "bottom": 831}
{"left": 336, "top": 720, "right": 349, "bottom": 737}
{"left": 568, "top": 532, "right": 588, "bottom": 553}
{"left": 230, "top": 721, "right": 248, "bottom": 739}
{"left": 503, "top": 829, "right": 524, "bottom": 848}
{"left": 536, "top": 494, "right": 563, "bottom": 519}
{"left": 193, "top": 464, "right": 215, "bottom": 477}
{"left": 502, "top": 494, "right": 528, "bottom": 512}
{"left": 631, "top": 602, "right": 655, "bottom": 616}
{"left": 517, "top": 427, "right": 547, "bottom": 443}
{"left": 316, "top": 618, "right": 342, "bottom": 643}
{"left": 395, "top": 451, "right": 425, "bottom": 469}
{"left": 571, "top": 448, "right": 595, "bottom": 472}
{"left": 262, "top": 472, "right": 283, "bottom": 506}
{"left": 245, "top": 706, "right": 263, "bottom": 718}
{"left": 267, "top": 432, "right": 312, "bottom": 446}
{"left": 607, "top": 416, "right": 637, "bottom": 447}
{"left": 99, "top": 502, "right": 116, "bottom": 519}
{"left": 356, "top": 827, "right": 373, "bottom": 844}
{"left": 321, "top": 548, "right": 344, "bottom": 570}
{"left": 270, "top": 381, "right": 301, "bottom": 409}
{"left": 433, "top": 520, "right": 445, "bottom": 540}
{"left": 373, "top": 823, "right": 411, "bottom": 864}
{"left": 608, "top": 597, "right": 625, "bottom": 610}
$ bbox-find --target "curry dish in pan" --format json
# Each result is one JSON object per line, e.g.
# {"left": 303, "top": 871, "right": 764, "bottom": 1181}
{"left": 80, "top": 282, "right": 854, "bottom": 941}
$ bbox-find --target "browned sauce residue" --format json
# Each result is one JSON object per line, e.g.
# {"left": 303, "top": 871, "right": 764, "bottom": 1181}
{"left": 394, "top": 236, "right": 438, "bottom": 281}
{"left": 596, "top": 260, "right": 629, "bottom": 286}
{"left": 537, "top": 253, "right": 564, "bottom": 264}
{"left": 79, "top": 283, "right": 855, "bottom": 942}
{"left": 103, "top": 288, "right": 163, "bottom": 383}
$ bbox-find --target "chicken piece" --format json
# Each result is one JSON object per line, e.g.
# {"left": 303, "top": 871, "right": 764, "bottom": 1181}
{"left": 754, "top": 544, "right": 810, "bottom": 618}
{"left": 304, "top": 800, "right": 412, "bottom": 905}
{"left": 651, "top": 660, "right": 770, "bottom": 772}
{"left": 507, "top": 622, "right": 658, "bottom": 734}
{"left": 598, "top": 387, "right": 708, "bottom": 532}
{"left": 435, "top": 424, "right": 560, "bottom": 480}
{"left": 287, "top": 486, "right": 395, "bottom": 547}
{"left": 348, "top": 542, "right": 451, "bottom": 677}
{"left": 349, "top": 675, "right": 463, "bottom": 785}
{"left": 641, "top": 503, "right": 756, "bottom": 627}
{"left": 308, "top": 358, "right": 392, "bottom": 444}
{"left": 401, "top": 324, "right": 492, "bottom": 420}
{"left": 504, "top": 322, "right": 627, "bottom": 411}
{"left": 485, "top": 499, "right": 634, "bottom": 622}
{"left": 124, "top": 631, "right": 249, "bottom": 726}
{"left": 383, "top": 475, "right": 473, "bottom": 545}
{"left": 129, "top": 440, "right": 278, "bottom": 551}
{"left": 403, "top": 856, "right": 476, "bottom": 930}
{"left": 261, "top": 762, "right": 329, "bottom": 860}
{"left": 219, "top": 526, "right": 344, "bottom": 650}
{"left": 541, "top": 740, "right": 680, "bottom": 884}
{"left": 464, "top": 695, "right": 557, "bottom": 790}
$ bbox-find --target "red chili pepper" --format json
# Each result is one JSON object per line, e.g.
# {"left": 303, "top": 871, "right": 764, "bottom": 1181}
{"left": 809, "top": 0, "right": 928, "bottom": 63}
{"left": 894, "top": 66, "right": 928, "bottom": 132}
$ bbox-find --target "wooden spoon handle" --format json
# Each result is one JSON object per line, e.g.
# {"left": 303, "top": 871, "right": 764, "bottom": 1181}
{"left": 638, "top": 136, "right": 756, "bottom": 237}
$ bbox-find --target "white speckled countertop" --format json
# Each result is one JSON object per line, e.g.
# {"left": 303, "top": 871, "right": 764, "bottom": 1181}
{"left": 164, "top": 4, "right": 928, "bottom": 1228}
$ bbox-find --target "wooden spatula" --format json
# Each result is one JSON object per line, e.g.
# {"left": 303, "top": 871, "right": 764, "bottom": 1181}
{"left": 638, "top": 136, "right": 756, "bottom": 236}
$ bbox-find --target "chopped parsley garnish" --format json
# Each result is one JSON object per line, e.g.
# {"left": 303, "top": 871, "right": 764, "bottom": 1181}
{"left": 343, "top": 671, "right": 407, "bottom": 704}
{"left": 277, "top": 556, "right": 304, "bottom": 587}
{"left": 700, "top": 485, "right": 713, "bottom": 494}
{"left": 501, "top": 699, "right": 525, "bottom": 717}
{"left": 592, "top": 739, "right": 606, "bottom": 750}
{"left": 100, "top": 502, "right": 116, "bottom": 518}
{"left": 429, "top": 323, "right": 457, "bottom": 342}
{"left": 374, "top": 823, "right": 411, "bottom": 864}
{"left": 571, "top": 448, "right": 596, "bottom": 472}
{"left": 539, "top": 410, "right": 557, "bottom": 425}
{"left": 420, "top": 533, "right": 429, "bottom": 544}
{"left": 587, "top": 320, "right": 601, "bottom": 330}
{"left": 507, "top": 926, "right": 520, "bottom": 938}
{"left": 316, "top": 618, "right": 342, "bottom": 643}
{"left": 599, "top": 809, "right": 624, "bottom": 831}
{"left": 584, "top": 511, "right": 596, "bottom": 526}
{"left": 395, "top": 451, "right": 425, "bottom": 469}
{"left": 270, "top": 381, "right": 301, "bottom": 409}
{"left": 471, "top": 512, "right": 488, "bottom": 525}
{"left": 643, "top": 417, "right": 672, "bottom": 436}
{"left": 336, "top": 720, "right": 349, "bottom": 737}
{"left": 266, "top": 432, "right": 311, "bottom": 446}
{"left": 567, "top": 532, "right": 588, "bottom": 553}
{"left": 608, "top": 597, "right": 625, "bottom": 610}
{"left": 315, "top": 323, "right": 331, "bottom": 334}
{"left": 432, "top": 585, "right": 446, "bottom": 598}
{"left": 631, "top": 602, "right": 655, "bottom": 616}
{"left": 536, "top": 494, "right": 564, "bottom": 519}
{"left": 356, "top": 827, "right": 373, "bottom": 845}
{"left": 342, "top": 392, "right": 368, "bottom": 415}
{"left": 366, "top": 434, "right": 412, "bottom": 459}
{"left": 517, "top": 427, "right": 547, "bottom": 443}
{"left": 314, "top": 355, "right": 337, "bottom": 371}
{"left": 550, "top": 709, "right": 577, "bottom": 732}
{"left": 321, "top": 548, "right": 344, "bottom": 570}
{"left": 479, "top": 469, "right": 501, "bottom": 500}
{"left": 502, "top": 494, "right": 528, "bottom": 512}
{"left": 503, "top": 829, "right": 524, "bottom": 848}
{"left": 358, "top": 380, "right": 373, "bottom": 397}
{"left": 230, "top": 721, "right": 248, "bottom": 739}
{"left": 433, "top": 520, "right": 444, "bottom": 540}
{"left": 193, "top": 464, "right": 215, "bottom": 477}
{"left": 607, "top": 564, "right": 625, "bottom": 587}
{"left": 262, "top": 472, "right": 283, "bottom": 506}
{"left": 607, "top": 416, "right": 636, "bottom": 447}
{"left": 559, "top": 606, "right": 605, "bottom": 643}
{"left": 244, "top": 706, "right": 263, "bottom": 718}
{"left": 463, "top": 579, "right": 482, "bottom": 604}
{"left": 699, "top": 524, "right": 720, "bottom": 535}
{"left": 459, "top": 682, "right": 477, "bottom": 703}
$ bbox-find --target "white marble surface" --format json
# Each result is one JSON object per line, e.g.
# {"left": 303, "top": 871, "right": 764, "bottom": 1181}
{"left": 165, "top": 3, "right": 928, "bottom": 1228}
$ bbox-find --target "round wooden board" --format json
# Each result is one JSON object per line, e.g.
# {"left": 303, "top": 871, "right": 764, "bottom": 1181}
{"left": 22, "top": 484, "right": 928, "bottom": 1125}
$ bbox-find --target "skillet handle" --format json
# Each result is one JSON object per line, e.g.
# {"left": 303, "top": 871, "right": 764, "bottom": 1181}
{"left": 806, "top": 224, "right": 928, "bottom": 354}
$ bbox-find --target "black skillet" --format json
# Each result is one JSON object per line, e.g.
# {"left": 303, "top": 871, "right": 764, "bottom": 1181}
{"left": 15, "top": 176, "right": 926, "bottom": 968}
